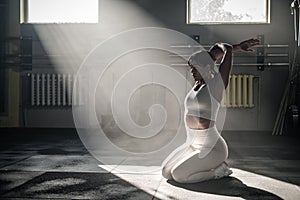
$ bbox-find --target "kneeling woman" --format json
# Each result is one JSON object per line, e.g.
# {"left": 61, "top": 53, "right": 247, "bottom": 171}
{"left": 162, "top": 39, "right": 260, "bottom": 183}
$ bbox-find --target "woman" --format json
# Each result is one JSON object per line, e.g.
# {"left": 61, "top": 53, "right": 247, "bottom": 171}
{"left": 162, "top": 38, "right": 260, "bottom": 183}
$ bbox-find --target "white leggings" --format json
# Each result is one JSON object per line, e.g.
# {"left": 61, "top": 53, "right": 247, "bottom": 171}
{"left": 162, "top": 126, "right": 228, "bottom": 183}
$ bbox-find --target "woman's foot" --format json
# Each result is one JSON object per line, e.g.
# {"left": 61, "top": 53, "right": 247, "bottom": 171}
{"left": 213, "top": 162, "right": 232, "bottom": 179}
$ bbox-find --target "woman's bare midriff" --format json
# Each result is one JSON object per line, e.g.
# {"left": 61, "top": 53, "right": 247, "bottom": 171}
{"left": 185, "top": 115, "right": 215, "bottom": 130}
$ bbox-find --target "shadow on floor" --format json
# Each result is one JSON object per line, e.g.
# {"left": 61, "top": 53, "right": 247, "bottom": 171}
{"left": 223, "top": 131, "right": 300, "bottom": 186}
{"left": 167, "top": 176, "right": 283, "bottom": 200}
{"left": 1, "top": 171, "right": 155, "bottom": 200}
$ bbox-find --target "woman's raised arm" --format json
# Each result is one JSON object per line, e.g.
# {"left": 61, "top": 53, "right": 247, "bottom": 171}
{"left": 208, "top": 39, "right": 260, "bottom": 100}
{"left": 208, "top": 38, "right": 260, "bottom": 61}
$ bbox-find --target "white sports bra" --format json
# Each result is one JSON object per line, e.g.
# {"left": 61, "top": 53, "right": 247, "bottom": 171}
{"left": 185, "top": 84, "right": 220, "bottom": 121}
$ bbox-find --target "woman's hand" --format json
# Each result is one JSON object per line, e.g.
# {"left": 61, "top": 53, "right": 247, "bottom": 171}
{"left": 236, "top": 38, "right": 260, "bottom": 52}
{"left": 208, "top": 43, "right": 233, "bottom": 61}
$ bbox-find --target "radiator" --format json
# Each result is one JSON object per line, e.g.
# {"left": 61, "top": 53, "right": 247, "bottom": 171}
{"left": 29, "top": 73, "right": 255, "bottom": 108}
{"left": 30, "top": 73, "right": 81, "bottom": 107}
{"left": 221, "top": 74, "right": 255, "bottom": 108}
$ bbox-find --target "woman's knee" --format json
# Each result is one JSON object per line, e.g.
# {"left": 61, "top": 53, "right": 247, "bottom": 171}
{"left": 171, "top": 169, "right": 188, "bottom": 183}
{"left": 162, "top": 166, "right": 173, "bottom": 180}
{"left": 171, "top": 164, "right": 193, "bottom": 183}
{"left": 162, "top": 164, "right": 189, "bottom": 182}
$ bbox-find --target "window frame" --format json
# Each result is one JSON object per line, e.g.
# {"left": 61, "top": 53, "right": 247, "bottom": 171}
{"left": 20, "top": 0, "right": 99, "bottom": 24}
{"left": 186, "top": 0, "right": 270, "bottom": 25}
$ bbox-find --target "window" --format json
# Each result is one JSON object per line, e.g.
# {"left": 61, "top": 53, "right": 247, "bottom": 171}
{"left": 187, "top": 0, "right": 270, "bottom": 24}
{"left": 21, "top": 0, "right": 99, "bottom": 23}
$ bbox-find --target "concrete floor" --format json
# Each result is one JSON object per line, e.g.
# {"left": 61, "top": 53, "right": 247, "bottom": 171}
{"left": 0, "top": 128, "right": 299, "bottom": 200}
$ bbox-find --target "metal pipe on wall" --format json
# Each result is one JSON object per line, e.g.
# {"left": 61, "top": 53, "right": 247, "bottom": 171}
{"left": 237, "top": 75, "right": 242, "bottom": 107}
{"left": 41, "top": 74, "right": 45, "bottom": 106}
{"left": 67, "top": 74, "right": 72, "bottom": 106}
{"left": 31, "top": 73, "right": 34, "bottom": 106}
{"left": 36, "top": 74, "right": 40, "bottom": 106}
{"left": 226, "top": 76, "right": 231, "bottom": 107}
{"left": 62, "top": 74, "right": 66, "bottom": 106}
{"left": 231, "top": 75, "right": 237, "bottom": 108}
{"left": 57, "top": 74, "right": 61, "bottom": 106}
{"left": 249, "top": 75, "right": 254, "bottom": 108}
{"left": 47, "top": 74, "right": 50, "bottom": 106}
{"left": 52, "top": 74, "right": 56, "bottom": 106}
{"left": 243, "top": 75, "right": 248, "bottom": 107}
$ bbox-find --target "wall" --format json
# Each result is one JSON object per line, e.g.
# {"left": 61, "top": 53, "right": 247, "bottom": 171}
{"left": 0, "top": 0, "right": 20, "bottom": 127}
{"left": 133, "top": 0, "right": 294, "bottom": 131}
{"left": 15, "top": 0, "right": 295, "bottom": 131}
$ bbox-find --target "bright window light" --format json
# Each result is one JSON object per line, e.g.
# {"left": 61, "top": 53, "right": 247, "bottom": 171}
{"left": 187, "top": 0, "right": 270, "bottom": 24}
{"left": 24, "top": 0, "right": 98, "bottom": 23}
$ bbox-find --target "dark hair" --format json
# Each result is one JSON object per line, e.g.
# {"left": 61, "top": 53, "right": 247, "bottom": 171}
{"left": 188, "top": 50, "right": 214, "bottom": 69}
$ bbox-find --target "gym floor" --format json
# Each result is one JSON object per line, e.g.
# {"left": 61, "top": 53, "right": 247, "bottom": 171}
{"left": 0, "top": 128, "right": 299, "bottom": 200}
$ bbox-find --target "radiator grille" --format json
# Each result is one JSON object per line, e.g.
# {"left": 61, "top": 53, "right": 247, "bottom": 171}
{"left": 221, "top": 74, "right": 255, "bottom": 108}
{"left": 29, "top": 73, "right": 255, "bottom": 108}
{"left": 30, "top": 73, "right": 81, "bottom": 107}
